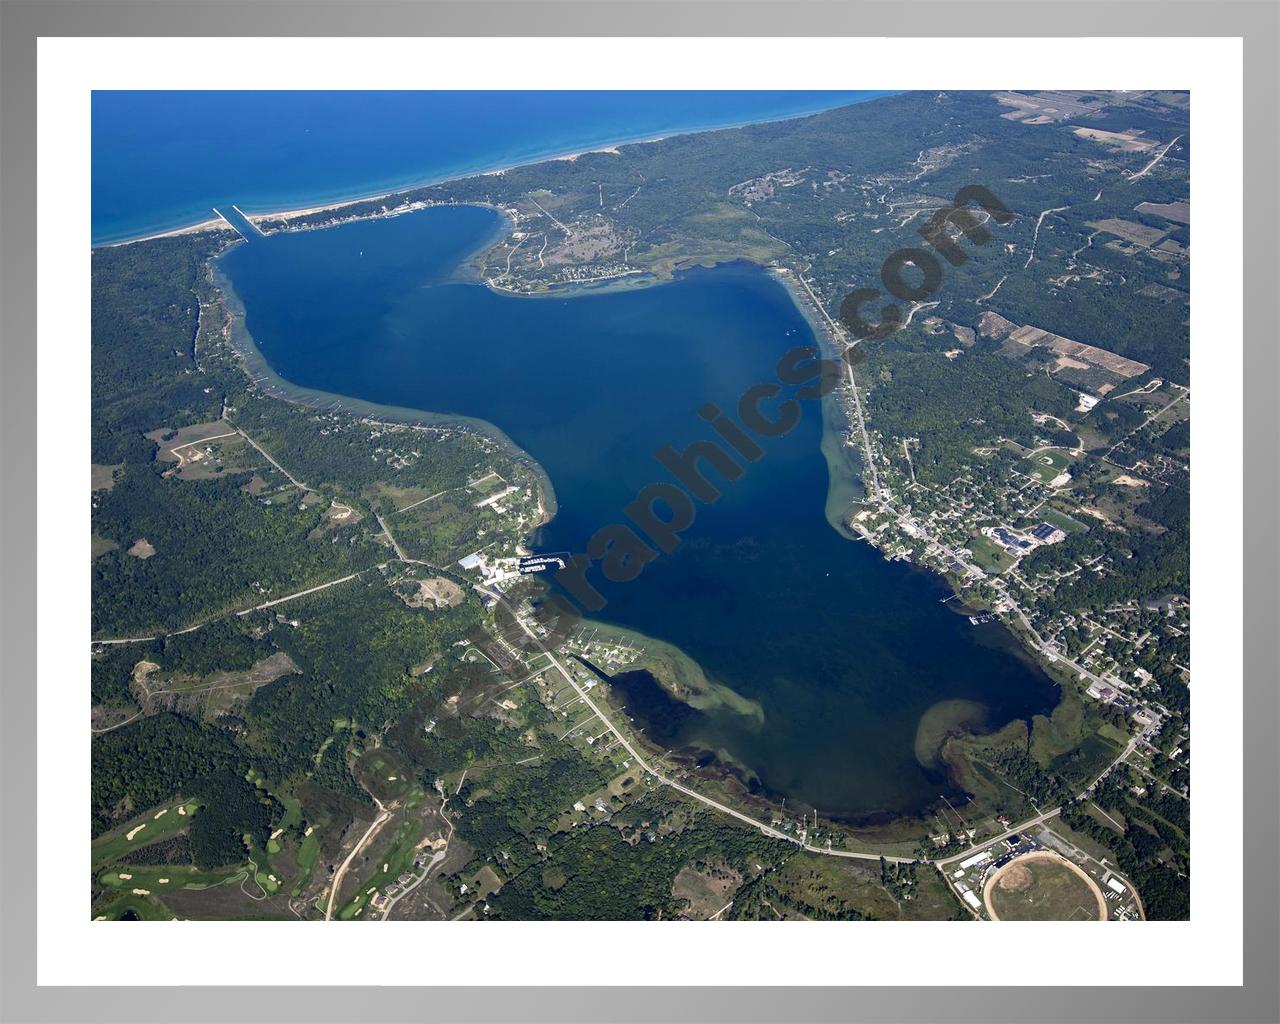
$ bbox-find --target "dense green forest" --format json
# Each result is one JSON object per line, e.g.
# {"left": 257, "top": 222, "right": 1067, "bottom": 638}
{"left": 91, "top": 714, "right": 250, "bottom": 836}
{"left": 863, "top": 335, "right": 1076, "bottom": 486}
{"left": 246, "top": 581, "right": 484, "bottom": 779}
{"left": 1060, "top": 779, "right": 1189, "bottom": 921}
{"left": 91, "top": 236, "right": 228, "bottom": 463}
{"left": 486, "top": 792, "right": 783, "bottom": 920}
{"left": 92, "top": 463, "right": 378, "bottom": 635}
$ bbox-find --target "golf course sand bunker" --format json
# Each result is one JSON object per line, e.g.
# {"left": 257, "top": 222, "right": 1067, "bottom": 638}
{"left": 984, "top": 851, "right": 1106, "bottom": 921}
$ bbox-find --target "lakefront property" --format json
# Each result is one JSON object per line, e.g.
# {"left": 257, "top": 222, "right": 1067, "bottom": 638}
{"left": 91, "top": 90, "right": 1190, "bottom": 922}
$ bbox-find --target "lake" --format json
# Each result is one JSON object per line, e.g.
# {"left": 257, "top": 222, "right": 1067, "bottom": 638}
{"left": 221, "top": 203, "right": 1059, "bottom": 823}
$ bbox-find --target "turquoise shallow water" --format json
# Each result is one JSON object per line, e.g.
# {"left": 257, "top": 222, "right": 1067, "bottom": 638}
{"left": 221, "top": 203, "right": 1059, "bottom": 822}
{"left": 91, "top": 90, "right": 891, "bottom": 244}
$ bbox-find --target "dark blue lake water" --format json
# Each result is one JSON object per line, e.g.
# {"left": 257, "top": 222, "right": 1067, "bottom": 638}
{"left": 91, "top": 90, "right": 890, "bottom": 245}
{"left": 221, "top": 204, "right": 1058, "bottom": 822}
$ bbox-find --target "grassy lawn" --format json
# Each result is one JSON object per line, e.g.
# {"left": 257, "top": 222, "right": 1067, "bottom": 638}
{"left": 98, "top": 862, "right": 243, "bottom": 892}
{"left": 1024, "top": 448, "right": 1072, "bottom": 483}
{"left": 94, "top": 891, "right": 175, "bottom": 922}
{"left": 1096, "top": 721, "right": 1132, "bottom": 746}
{"left": 968, "top": 534, "right": 1015, "bottom": 574}
{"left": 1041, "top": 507, "right": 1089, "bottom": 534}
{"left": 91, "top": 800, "right": 200, "bottom": 869}
{"left": 291, "top": 832, "right": 321, "bottom": 897}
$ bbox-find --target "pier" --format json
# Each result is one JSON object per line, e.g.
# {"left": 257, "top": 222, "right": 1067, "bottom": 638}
{"left": 212, "top": 204, "right": 264, "bottom": 241}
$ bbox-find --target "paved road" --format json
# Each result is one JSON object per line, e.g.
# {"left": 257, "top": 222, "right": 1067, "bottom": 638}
{"left": 379, "top": 846, "right": 448, "bottom": 921}
{"left": 377, "top": 519, "right": 1138, "bottom": 882}
{"left": 1129, "top": 134, "right": 1182, "bottom": 181}
{"left": 934, "top": 807, "right": 1063, "bottom": 867}
{"left": 478, "top": 584, "right": 916, "bottom": 865}
{"left": 935, "top": 735, "right": 1137, "bottom": 869}
{"left": 230, "top": 420, "right": 313, "bottom": 491}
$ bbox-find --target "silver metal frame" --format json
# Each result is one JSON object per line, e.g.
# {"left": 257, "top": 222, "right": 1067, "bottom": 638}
{"left": 2, "top": 2, "right": 1275, "bottom": 1021}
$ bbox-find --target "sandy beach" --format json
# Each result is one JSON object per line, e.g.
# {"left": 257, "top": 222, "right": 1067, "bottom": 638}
{"left": 103, "top": 215, "right": 235, "bottom": 248}
{"left": 101, "top": 142, "right": 630, "bottom": 246}
{"left": 98, "top": 109, "right": 809, "bottom": 248}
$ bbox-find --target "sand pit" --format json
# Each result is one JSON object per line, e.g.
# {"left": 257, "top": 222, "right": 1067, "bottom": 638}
{"left": 127, "top": 538, "right": 157, "bottom": 559}
{"left": 996, "top": 862, "right": 1033, "bottom": 892}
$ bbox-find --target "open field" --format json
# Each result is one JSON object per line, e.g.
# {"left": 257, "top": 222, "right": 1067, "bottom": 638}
{"left": 672, "top": 863, "right": 742, "bottom": 919}
{"left": 967, "top": 534, "right": 1015, "bottom": 574}
{"left": 1086, "top": 217, "right": 1168, "bottom": 248}
{"left": 1135, "top": 200, "right": 1190, "bottom": 225}
{"left": 1003, "top": 322, "right": 1151, "bottom": 379}
{"left": 1071, "top": 127, "right": 1158, "bottom": 152}
{"left": 984, "top": 851, "right": 1106, "bottom": 921}
{"left": 1040, "top": 508, "right": 1089, "bottom": 534}
{"left": 91, "top": 463, "right": 121, "bottom": 492}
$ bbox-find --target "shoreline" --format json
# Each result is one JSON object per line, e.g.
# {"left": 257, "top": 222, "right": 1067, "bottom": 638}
{"left": 767, "top": 268, "right": 870, "bottom": 533}
{"left": 102, "top": 215, "right": 237, "bottom": 248}
{"left": 208, "top": 249, "right": 559, "bottom": 524}
{"left": 94, "top": 94, "right": 896, "bottom": 249}
{"left": 203, "top": 190, "right": 1067, "bottom": 847}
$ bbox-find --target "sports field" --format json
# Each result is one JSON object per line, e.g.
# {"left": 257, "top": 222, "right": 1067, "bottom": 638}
{"left": 984, "top": 851, "right": 1106, "bottom": 921}
{"left": 1024, "top": 448, "right": 1072, "bottom": 484}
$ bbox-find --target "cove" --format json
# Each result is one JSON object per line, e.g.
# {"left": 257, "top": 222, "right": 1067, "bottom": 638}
{"left": 220, "top": 204, "right": 1059, "bottom": 822}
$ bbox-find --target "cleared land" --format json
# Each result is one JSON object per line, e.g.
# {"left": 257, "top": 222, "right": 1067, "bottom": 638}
{"left": 1071, "top": 127, "right": 1158, "bottom": 152}
{"left": 1086, "top": 218, "right": 1168, "bottom": 249}
{"left": 1135, "top": 200, "right": 1190, "bottom": 225}
{"left": 1005, "top": 324, "right": 1151, "bottom": 379}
